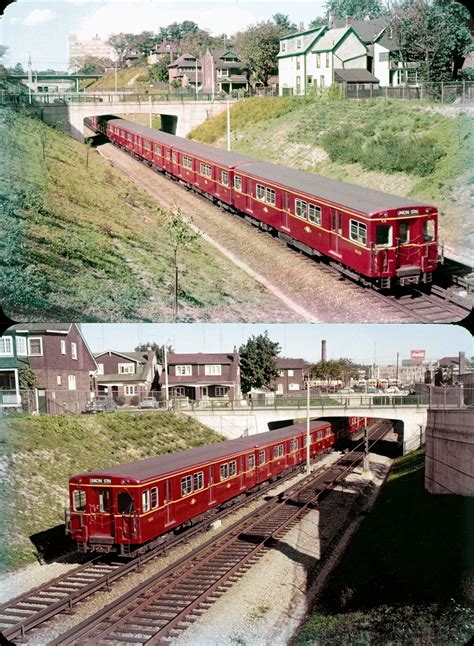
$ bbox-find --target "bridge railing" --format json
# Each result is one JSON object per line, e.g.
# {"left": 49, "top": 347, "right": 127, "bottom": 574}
{"left": 174, "top": 393, "right": 428, "bottom": 412}
{"left": 0, "top": 91, "right": 233, "bottom": 106}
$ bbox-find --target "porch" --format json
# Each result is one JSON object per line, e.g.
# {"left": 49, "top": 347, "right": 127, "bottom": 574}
{"left": 0, "top": 369, "right": 21, "bottom": 408}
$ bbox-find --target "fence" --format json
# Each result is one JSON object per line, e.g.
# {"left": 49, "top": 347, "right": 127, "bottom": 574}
{"left": 342, "top": 80, "right": 474, "bottom": 103}
{"left": 419, "top": 384, "right": 473, "bottom": 409}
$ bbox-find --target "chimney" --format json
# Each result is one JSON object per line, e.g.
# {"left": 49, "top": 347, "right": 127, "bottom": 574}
{"left": 345, "top": 16, "right": 351, "bottom": 26}
{"left": 321, "top": 340, "right": 327, "bottom": 362}
{"left": 458, "top": 351, "right": 466, "bottom": 375}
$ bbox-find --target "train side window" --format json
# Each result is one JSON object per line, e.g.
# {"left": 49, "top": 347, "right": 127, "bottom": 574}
{"left": 181, "top": 475, "right": 193, "bottom": 496}
{"left": 259, "top": 450, "right": 265, "bottom": 465}
{"left": 154, "top": 144, "right": 161, "bottom": 155}
{"left": 142, "top": 490, "right": 150, "bottom": 512}
{"left": 350, "top": 220, "right": 367, "bottom": 245}
{"left": 266, "top": 188, "right": 276, "bottom": 205}
{"left": 256, "top": 184, "right": 266, "bottom": 201}
{"left": 222, "top": 171, "right": 229, "bottom": 186}
{"left": 144, "top": 140, "right": 151, "bottom": 151}
{"left": 290, "top": 439, "right": 298, "bottom": 451}
{"left": 376, "top": 225, "right": 392, "bottom": 246}
{"left": 295, "top": 199, "right": 307, "bottom": 219}
{"left": 317, "top": 431, "right": 323, "bottom": 440}
{"left": 248, "top": 454, "right": 256, "bottom": 468}
{"left": 183, "top": 156, "right": 192, "bottom": 169}
{"left": 273, "top": 444, "right": 283, "bottom": 458}
{"left": 220, "top": 463, "right": 229, "bottom": 480}
{"left": 423, "top": 220, "right": 435, "bottom": 242}
{"left": 118, "top": 492, "right": 135, "bottom": 514}
{"left": 234, "top": 176, "right": 242, "bottom": 192}
{"left": 193, "top": 471, "right": 204, "bottom": 491}
{"left": 308, "top": 204, "right": 321, "bottom": 224}
{"left": 99, "top": 490, "right": 110, "bottom": 512}
{"left": 229, "top": 460, "right": 237, "bottom": 477}
{"left": 150, "top": 487, "right": 158, "bottom": 509}
{"left": 399, "top": 221, "right": 410, "bottom": 243}
{"left": 72, "top": 490, "right": 86, "bottom": 512}
{"left": 172, "top": 152, "right": 178, "bottom": 163}
{"left": 165, "top": 149, "right": 171, "bottom": 160}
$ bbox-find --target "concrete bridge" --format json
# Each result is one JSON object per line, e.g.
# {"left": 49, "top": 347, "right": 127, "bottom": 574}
{"left": 12, "top": 93, "right": 236, "bottom": 140}
{"left": 179, "top": 394, "right": 429, "bottom": 454}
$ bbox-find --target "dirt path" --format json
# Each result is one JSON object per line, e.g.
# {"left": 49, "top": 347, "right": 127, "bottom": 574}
{"left": 97, "top": 144, "right": 406, "bottom": 323}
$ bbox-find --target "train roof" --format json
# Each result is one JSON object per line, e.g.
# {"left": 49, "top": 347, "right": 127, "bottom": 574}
{"left": 71, "top": 421, "right": 329, "bottom": 484}
{"left": 235, "top": 160, "right": 433, "bottom": 216}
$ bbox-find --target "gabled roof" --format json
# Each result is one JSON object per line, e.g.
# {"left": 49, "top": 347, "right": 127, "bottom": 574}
{"left": 94, "top": 350, "right": 149, "bottom": 364}
{"left": 334, "top": 69, "right": 379, "bottom": 83}
{"left": 168, "top": 352, "right": 238, "bottom": 365}
{"left": 168, "top": 53, "right": 201, "bottom": 68}
{"left": 11, "top": 323, "right": 72, "bottom": 334}
{"left": 277, "top": 26, "right": 326, "bottom": 58}
{"left": 332, "top": 18, "right": 388, "bottom": 44}
{"left": 280, "top": 26, "right": 324, "bottom": 42}
{"left": 312, "top": 25, "right": 366, "bottom": 53}
{"left": 276, "top": 357, "right": 311, "bottom": 370}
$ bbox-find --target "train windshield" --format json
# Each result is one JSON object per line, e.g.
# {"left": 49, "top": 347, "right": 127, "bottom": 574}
{"left": 118, "top": 492, "right": 135, "bottom": 514}
{"left": 423, "top": 220, "right": 435, "bottom": 242}
{"left": 399, "top": 222, "right": 410, "bottom": 244}
{"left": 99, "top": 490, "right": 111, "bottom": 512}
{"left": 72, "top": 490, "right": 86, "bottom": 512}
{"left": 375, "top": 225, "right": 392, "bottom": 247}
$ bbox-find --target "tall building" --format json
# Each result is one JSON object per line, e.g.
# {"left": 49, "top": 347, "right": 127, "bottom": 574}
{"left": 68, "top": 33, "right": 117, "bottom": 72}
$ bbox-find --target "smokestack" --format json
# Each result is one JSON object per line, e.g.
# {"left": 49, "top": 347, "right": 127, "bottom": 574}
{"left": 321, "top": 340, "right": 327, "bottom": 362}
{"left": 459, "top": 351, "right": 466, "bottom": 376}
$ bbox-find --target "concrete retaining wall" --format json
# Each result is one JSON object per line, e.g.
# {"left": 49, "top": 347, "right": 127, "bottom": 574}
{"left": 425, "top": 408, "right": 474, "bottom": 495}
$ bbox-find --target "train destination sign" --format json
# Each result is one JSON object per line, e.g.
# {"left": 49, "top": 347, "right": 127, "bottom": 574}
{"left": 89, "top": 477, "right": 112, "bottom": 484}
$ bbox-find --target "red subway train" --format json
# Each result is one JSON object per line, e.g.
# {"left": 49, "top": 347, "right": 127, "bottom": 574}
{"left": 85, "top": 115, "right": 441, "bottom": 289}
{"left": 67, "top": 420, "right": 356, "bottom": 556}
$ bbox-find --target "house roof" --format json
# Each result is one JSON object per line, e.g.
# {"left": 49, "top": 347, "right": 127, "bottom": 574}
{"left": 94, "top": 350, "right": 149, "bottom": 364}
{"left": 280, "top": 26, "right": 324, "bottom": 42}
{"left": 332, "top": 18, "right": 388, "bottom": 44}
{"left": 11, "top": 323, "right": 72, "bottom": 334}
{"left": 277, "top": 27, "right": 326, "bottom": 58}
{"left": 168, "top": 353, "right": 238, "bottom": 365}
{"left": 311, "top": 26, "right": 351, "bottom": 52}
{"left": 155, "top": 41, "right": 179, "bottom": 53}
{"left": 276, "top": 357, "right": 310, "bottom": 370}
{"left": 334, "top": 69, "right": 380, "bottom": 83}
{"left": 169, "top": 53, "right": 200, "bottom": 68}
{"left": 218, "top": 74, "right": 248, "bottom": 83}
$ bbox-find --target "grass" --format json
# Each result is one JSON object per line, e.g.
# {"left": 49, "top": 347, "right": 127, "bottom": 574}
{"left": 0, "top": 106, "right": 284, "bottom": 321}
{"left": 189, "top": 96, "right": 473, "bottom": 256}
{"left": 295, "top": 449, "right": 474, "bottom": 644}
{"left": 0, "top": 412, "right": 224, "bottom": 572}
{"left": 87, "top": 66, "right": 151, "bottom": 91}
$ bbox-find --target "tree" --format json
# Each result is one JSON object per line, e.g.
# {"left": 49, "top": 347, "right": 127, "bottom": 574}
{"left": 0, "top": 45, "right": 8, "bottom": 60}
{"left": 324, "top": 0, "right": 387, "bottom": 19}
{"left": 272, "top": 13, "right": 297, "bottom": 33}
{"left": 235, "top": 21, "right": 282, "bottom": 86}
{"left": 309, "top": 17, "right": 328, "bottom": 29}
{"left": 239, "top": 332, "right": 281, "bottom": 394}
{"left": 148, "top": 55, "right": 170, "bottom": 84}
{"left": 77, "top": 56, "right": 111, "bottom": 75}
{"left": 310, "top": 358, "right": 358, "bottom": 386}
{"left": 107, "top": 33, "right": 130, "bottom": 67}
{"left": 134, "top": 342, "right": 174, "bottom": 363}
{"left": 13, "top": 62, "right": 24, "bottom": 75}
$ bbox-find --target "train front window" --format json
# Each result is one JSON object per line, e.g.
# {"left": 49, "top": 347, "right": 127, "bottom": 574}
{"left": 99, "top": 490, "right": 110, "bottom": 512}
{"left": 399, "top": 222, "right": 410, "bottom": 243}
{"left": 118, "top": 492, "right": 135, "bottom": 514}
{"left": 423, "top": 220, "right": 435, "bottom": 242}
{"left": 376, "top": 225, "right": 392, "bottom": 247}
{"left": 72, "top": 490, "right": 86, "bottom": 512}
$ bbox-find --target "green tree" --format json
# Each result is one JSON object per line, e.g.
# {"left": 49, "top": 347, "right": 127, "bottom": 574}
{"left": 148, "top": 55, "right": 170, "bottom": 84}
{"left": 239, "top": 331, "right": 281, "bottom": 394}
{"left": 13, "top": 62, "right": 24, "bottom": 75}
{"left": 77, "top": 56, "right": 111, "bottom": 75}
{"left": 107, "top": 33, "right": 131, "bottom": 67}
{"left": 0, "top": 45, "right": 8, "bottom": 60}
{"left": 324, "top": 0, "right": 387, "bottom": 19}
{"left": 235, "top": 21, "right": 282, "bottom": 86}
{"left": 134, "top": 343, "right": 174, "bottom": 363}
{"left": 310, "top": 358, "right": 358, "bottom": 386}
{"left": 309, "top": 17, "right": 327, "bottom": 29}
{"left": 272, "top": 13, "right": 297, "bottom": 33}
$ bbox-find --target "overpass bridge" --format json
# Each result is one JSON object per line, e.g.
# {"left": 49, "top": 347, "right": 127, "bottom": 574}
{"left": 1, "top": 91, "right": 236, "bottom": 140}
{"left": 178, "top": 393, "right": 430, "bottom": 454}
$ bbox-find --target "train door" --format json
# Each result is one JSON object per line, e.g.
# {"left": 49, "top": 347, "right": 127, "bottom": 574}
{"left": 208, "top": 465, "right": 217, "bottom": 505}
{"left": 282, "top": 192, "right": 290, "bottom": 230}
{"left": 163, "top": 479, "right": 175, "bottom": 526}
{"left": 330, "top": 209, "right": 342, "bottom": 256}
{"left": 117, "top": 490, "right": 135, "bottom": 541}
{"left": 395, "top": 220, "right": 415, "bottom": 268}
{"left": 239, "top": 455, "right": 246, "bottom": 490}
{"left": 90, "top": 488, "right": 114, "bottom": 537}
{"left": 246, "top": 178, "right": 253, "bottom": 213}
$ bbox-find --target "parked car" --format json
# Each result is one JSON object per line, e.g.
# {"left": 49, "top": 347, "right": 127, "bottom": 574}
{"left": 86, "top": 397, "right": 117, "bottom": 413}
{"left": 386, "top": 386, "right": 400, "bottom": 393}
{"left": 139, "top": 397, "right": 159, "bottom": 409}
{"left": 366, "top": 387, "right": 378, "bottom": 394}
{"left": 338, "top": 388, "right": 354, "bottom": 394}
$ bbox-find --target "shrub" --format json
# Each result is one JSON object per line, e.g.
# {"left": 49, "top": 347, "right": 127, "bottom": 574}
{"left": 130, "top": 395, "right": 140, "bottom": 406}
{"left": 115, "top": 395, "right": 126, "bottom": 406}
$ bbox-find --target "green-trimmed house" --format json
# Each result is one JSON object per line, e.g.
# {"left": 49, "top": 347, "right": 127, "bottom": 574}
{"left": 0, "top": 330, "right": 29, "bottom": 410}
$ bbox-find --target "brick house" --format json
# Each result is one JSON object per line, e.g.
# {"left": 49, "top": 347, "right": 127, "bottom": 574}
{"left": 201, "top": 48, "right": 249, "bottom": 94}
{"left": 0, "top": 324, "right": 97, "bottom": 414}
{"left": 167, "top": 53, "right": 202, "bottom": 88}
{"left": 94, "top": 350, "right": 159, "bottom": 404}
{"left": 271, "top": 357, "right": 312, "bottom": 395}
{"left": 147, "top": 41, "right": 178, "bottom": 65}
{"left": 163, "top": 352, "right": 241, "bottom": 404}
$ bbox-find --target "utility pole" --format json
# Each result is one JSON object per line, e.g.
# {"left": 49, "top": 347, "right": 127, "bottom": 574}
{"left": 226, "top": 100, "right": 231, "bottom": 151}
{"left": 304, "top": 374, "right": 316, "bottom": 474}
{"left": 148, "top": 95, "right": 152, "bottom": 128}
{"left": 27, "top": 54, "right": 33, "bottom": 104}
{"left": 163, "top": 344, "right": 169, "bottom": 408}
{"left": 363, "top": 418, "right": 370, "bottom": 474}
{"left": 396, "top": 352, "right": 399, "bottom": 385}
{"left": 195, "top": 58, "right": 198, "bottom": 100}
{"left": 114, "top": 63, "right": 118, "bottom": 93}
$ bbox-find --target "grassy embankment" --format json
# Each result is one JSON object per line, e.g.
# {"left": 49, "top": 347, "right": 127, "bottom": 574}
{"left": 86, "top": 66, "right": 151, "bottom": 91}
{"left": 295, "top": 449, "right": 474, "bottom": 644}
{"left": 0, "top": 412, "right": 223, "bottom": 572}
{"left": 189, "top": 96, "right": 474, "bottom": 257}
{"left": 0, "top": 106, "right": 283, "bottom": 321}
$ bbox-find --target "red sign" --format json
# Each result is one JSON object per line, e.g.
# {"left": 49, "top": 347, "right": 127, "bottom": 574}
{"left": 411, "top": 349, "right": 426, "bottom": 361}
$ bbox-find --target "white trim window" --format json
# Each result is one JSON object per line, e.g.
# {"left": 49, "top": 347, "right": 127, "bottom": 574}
{"left": 176, "top": 365, "right": 192, "bottom": 376}
{"left": 200, "top": 162, "right": 212, "bottom": 177}
{"left": 60, "top": 339, "right": 66, "bottom": 355}
{"left": 308, "top": 204, "right": 321, "bottom": 225}
{"left": 173, "top": 386, "right": 186, "bottom": 397}
{"left": 256, "top": 183, "right": 266, "bottom": 201}
{"left": 183, "top": 156, "right": 193, "bottom": 169}
{"left": 144, "top": 140, "right": 151, "bottom": 151}
{"left": 215, "top": 386, "right": 228, "bottom": 397}
{"left": 221, "top": 170, "right": 229, "bottom": 186}
{"left": 72, "top": 490, "right": 86, "bottom": 512}
{"left": 193, "top": 471, "right": 204, "bottom": 491}
{"left": 28, "top": 337, "right": 43, "bottom": 357}
{"left": 295, "top": 199, "right": 308, "bottom": 219}
{"left": 118, "top": 363, "right": 135, "bottom": 374}
{"left": 71, "top": 342, "right": 78, "bottom": 360}
{"left": 273, "top": 444, "right": 284, "bottom": 458}
{"left": 97, "top": 363, "right": 104, "bottom": 375}
{"left": 205, "top": 364, "right": 222, "bottom": 376}
{"left": 287, "top": 369, "right": 294, "bottom": 377}
{"left": 248, "top": 454, "right": 255, "bottom": 468}
{"left": 266, "top": 188, "right": 276, "bottom": 206}
{"left": 125, "top": 385, "right": 138, "bottom": 395}
{"left": 220, "top": 463, "right": 229, "bottom": 480}
{"left": 68, "top": 375, "right": 76, "bottom": 391}
{"left": 259, "top": 450, "right": 265, "bottom": 465}
{"left": 142, "top": 490, "right": 150, "bottom": 512}
{"left": 281, "top": 41, "right": 287, "bottom": 52}
{"left": 296, "top": 37, "right": 302, "bottom": 49}
{"left": 229, "top": 460, "right": 237, "bottom": 477}
{"left": 15, "top": 336, "right": 27, "bottom": 357}
{"left": 172, "top": 152, "right": 178, "bottom": 163}
{"left": 234, "top": 176, "right": 242, "bottom": 192}
{"left": 154, "top": 144, "right": 162, "bottom": 155}
{"left": 57, "top": 375, "right": 62, "bottom": 385}
{"left": 150, "top": 487, "right": 158, "bottom": 508}
{"left": 350, "top": 220, "right": 367, "bottom": 245}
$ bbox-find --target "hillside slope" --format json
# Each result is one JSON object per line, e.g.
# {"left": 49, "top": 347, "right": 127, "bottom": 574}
{"left": 0, "top": 412, "right": 223, "bottom": 571}
{"left": 189, "top": 97, "right": 473, "bottom": 261}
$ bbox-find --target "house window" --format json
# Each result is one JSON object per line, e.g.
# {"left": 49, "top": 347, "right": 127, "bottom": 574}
{"left": 248, "top": 454, "right": 255, "bottom": 468}
{"left": 296, "top": 59, "right": 301, "bottom": 70}
{"left": 295, "top": 199, "right": 307, "bottom": 219}
{"left": 97, "top": 363, "right": 104, "bottom": 375}
{"left": 289, "top": 383, "right": 300, "bottom": 391}
{"left": 28, "top": 337, "right": 43, "bottom": 356}
{"left": 71, "top": 342, "right": 78, "bottom": 360}
{"left": 308, "top": 204, "right": 321, "bottom": 224}
{"left": 234, "top": 176, "right": 242, "bottom": 192}
{"left": 287, "top": 369, "right": 294, "bottom": 377}
{"left": 259, "top": 450, "right": 265, "bottom": 465}
{"left": 316, "top": 53, "right": 320, "bottom": 68}
{"left": 119, "top": 363, "right": 135, "bottom": 374}
{"left": 125, "top": 385, "right": 138, "bottom": 395}
{"left": 193, "top": 471, "right": 204, "bottom": 490}
{"left": 200, "top": 162, "right": 212, "bottom": 177}
{"left": 326, "top": 53, "right": 330, "bottom": 68}
{"left": 307, "top": 75, "right": 313, "bottom": 86}
{"left": 379, "top": 52, "right": 389, "bottom": 62}
{"left": 72, "top": 490, "right": 86, "bottom": 512}
{"left": 60, "top": 339, "right": 66, "bottom": 355}
{"left": 15, "top": 337, "right": 27, "bottom": 356}
{"left": 281, "top": 41, "right": 287, "bottom": 52}
{"left": 266, "top": 188, "right": 276, "bottom": 205}
{"left": 222, "top": 171, "right": 229, "bottom": 186}
{"left": 183, "top": 156, "right": 193, "bottom": 169}
{"left": 215, "top": 386, "right": 228, "bottom": 397}
{"left": 57, "top": 375, "right": 61, "bottom": 386}
{"left": 350, "top": 220, "right": 367, "bottom": 245}
{"left": 273, "top": 444, "right": 284, "bottom": 458}
{"left": 150, "top": 487, "right": 158, "bottom": 508}
{"left": 296, "top": 37, "right": 302, "bottom": 49}
{"left": 205, "top": 365, "right": 222, "bottom": 376}
{"left": 220, "top": 463, "right": 229, "bottom": 480}
{"left": 142, "top": 490, "right": 150, "bottom": 512}
{"left": 176, "top": 365, "right": 192, "bottom": 376}
{"left": 376, "top": 225, "right": 392, "bottom": 246}
{"left": 173, "top": 386, "right": 186, "bottom": 397}
{"left": 181, "top": 475, "right": 193, "bottom": 496}
{"left": 68, "top": 375, "right": 76, "bottom": 391}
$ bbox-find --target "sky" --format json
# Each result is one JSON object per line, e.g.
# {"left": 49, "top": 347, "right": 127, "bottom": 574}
{"left": 81, "top": 323, "right": 473, "bottom": 365}
{"left": 1, "top": 0, "right": 326, "bottom": 69}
